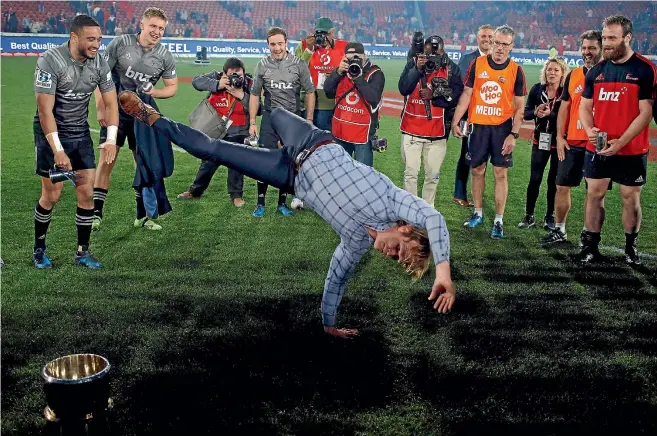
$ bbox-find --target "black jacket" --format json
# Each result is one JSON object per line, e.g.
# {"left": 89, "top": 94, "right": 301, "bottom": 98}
{"left": 191, "top": 70, "right": 258, "bottom": 137}
{"left": 398, "top": 58, "right": 463, "bottom": 118}
{"left": 458, "top": 49, "right": 482, "bottom": 82}
{"left": 524, "top": 83, "right": 563, "bottom": 146}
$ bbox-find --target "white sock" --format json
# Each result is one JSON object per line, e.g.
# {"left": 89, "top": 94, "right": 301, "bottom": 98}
{"left": 474, "top": 208, "right": 483, "bottom": 217}
{"left": 495, "top": 214, "right": 503, "bottom": 224}
{"left": 556, "top": 223, "right": 566, "bottom": 232}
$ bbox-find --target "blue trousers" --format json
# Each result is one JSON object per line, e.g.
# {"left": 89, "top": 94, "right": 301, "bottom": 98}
{"left": 152, "top": 117, "right": 296, "bottom": 193}
{"left": 335, "top": 138, "right": 373, "bottom": 167}
{"left": 302, "top": 109, "right": 334, "bottom": 132}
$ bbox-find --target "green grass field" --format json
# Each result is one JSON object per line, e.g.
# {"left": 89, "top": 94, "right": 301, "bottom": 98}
{"left": 2, "top": 56, "right": 657, "bottom": 435}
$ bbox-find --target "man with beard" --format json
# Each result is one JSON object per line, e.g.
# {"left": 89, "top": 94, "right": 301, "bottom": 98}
{"left": 92, "top": 7, "right": 178, "bottom": 231}
{"left": 540, "top": 30, "right": 602, "bottom": 246}
{"left": 32, "top": 15, "right": 119, "bottom": 269}
{"left": 249, "top": 27, "right": 316, "bottom": 218}
{"left": 578, "top": 15, "right": 656, "bottom": 265}
{"left": 118, "top": 92, "right": 456, "bottom": 338}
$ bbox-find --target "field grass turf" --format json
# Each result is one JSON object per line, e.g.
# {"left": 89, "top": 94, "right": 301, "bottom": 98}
{"left": 1, "top": 56, "right": 656, "bottom": 435}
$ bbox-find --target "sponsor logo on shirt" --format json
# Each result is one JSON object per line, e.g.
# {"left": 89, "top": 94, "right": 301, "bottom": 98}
{"left": 63, "top": 89, "right": 92, "bottom": 99}
{"left": 598, "top": 86, "right": 627, "bottom": 102}
{"left": 35, "top": 68, "right": 52, "bottom": 89}
{"left": 595, "top": 73, "right": 604, "bottom": 81}
{"left": 270, "top": 80, "right": 294, "bottom": 89}
{"left": 477, "top": 70, "right": 489, "bottom": 79}
{"left": 125, "top": 65, "right": 153, "bottom": 83}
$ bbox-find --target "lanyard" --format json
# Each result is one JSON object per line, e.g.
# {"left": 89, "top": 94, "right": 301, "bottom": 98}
{"left": 538, "top": 89, "right": 558, "bottom": 132}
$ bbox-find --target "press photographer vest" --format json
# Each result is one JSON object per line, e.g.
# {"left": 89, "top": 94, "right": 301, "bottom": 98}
{"left": 302, "top": 39, "right": 348, "bottom": 90}
{"left": 400, "top": 68, "right": 449, "bottom": 138}
{"left": 565, "top": 66, "right": 588, "bottom": 145}
{"left": 207, "top": 90, "right": 247, "bottom": 127}
{"left": 468, "top": 56, "right": 519, "bottom": 126}
{"left": 332, "top": 67, "right": 382, "bottom": 144}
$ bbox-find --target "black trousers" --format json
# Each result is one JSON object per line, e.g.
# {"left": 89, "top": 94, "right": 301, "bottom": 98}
{"left": 525, "top": 145, "right": 558, "bottom": 217}
{"left": 188, "top": 134, "right": 247, "bottom": 199}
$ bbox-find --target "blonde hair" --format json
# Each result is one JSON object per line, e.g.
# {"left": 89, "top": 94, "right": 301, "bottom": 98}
{"left": 397, "top": 223, "right": 432, "bottom": 281}
{"left": 539, "top": 56, "right": 570, "bottom": 86}
{"left": 142, "top": 7, "right": 168, "bottom": 23}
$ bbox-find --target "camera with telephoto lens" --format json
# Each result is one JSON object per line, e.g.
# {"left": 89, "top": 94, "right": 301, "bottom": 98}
{"left": 49, "top": 166, "right": 79, "bottom": 186}
{"left": 424, "top": 54, "right": 443, "bottom": 72}
{"left": 431, "top": 76, "right": 453, "bottom": 101}
{"left": 315, "top": 31, "right": 328, "bottom": 47}
{"left": 371, "top": 136, "right": 388, "bottom": 153}
{"left": 347, "top": 56, "right": 363, "bottom": 78}
{"left": 411, "top": 31, "right": 425, "bottom": 57}
{"left": 227, "top": 73, "right": 244, "bottom": 89}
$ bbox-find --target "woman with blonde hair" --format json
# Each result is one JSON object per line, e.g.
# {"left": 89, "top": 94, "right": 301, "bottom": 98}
{"left": 518, "top": 56, "right": 570, "bottom": 231}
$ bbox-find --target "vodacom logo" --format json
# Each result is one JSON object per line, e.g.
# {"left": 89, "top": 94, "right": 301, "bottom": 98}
{"left": 479, "top": 80, "right": 502, "bottom": 105}
{"left": 319, "top": 53, "right": 331, "bottom": 65}
{"left": 345, "top": 92, "right": 360, "bottom": 105}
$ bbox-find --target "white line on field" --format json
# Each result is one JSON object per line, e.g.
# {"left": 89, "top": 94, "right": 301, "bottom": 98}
{"left": 90, "top": 129, "right": 656, "bottom": 259}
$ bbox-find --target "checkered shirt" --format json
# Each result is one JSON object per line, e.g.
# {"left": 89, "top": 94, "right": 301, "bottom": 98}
{"left": 294, "top": 144, "right": 451, "bottom": 327}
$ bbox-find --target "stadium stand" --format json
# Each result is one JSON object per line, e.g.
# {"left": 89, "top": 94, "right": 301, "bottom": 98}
{"left": 2, "top": 1, "right": 656, "bottom": 54}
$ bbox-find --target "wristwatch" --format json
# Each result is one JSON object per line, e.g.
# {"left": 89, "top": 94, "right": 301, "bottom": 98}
{"left": 510, "top": 131, "right": 520, "bottom": 139}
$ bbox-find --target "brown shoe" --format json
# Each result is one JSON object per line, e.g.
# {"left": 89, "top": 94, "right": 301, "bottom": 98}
{"left": 453, "top": 197, "right": 474, "bottom": 207}
{"left": 177, "top": 191, "right": 197, "bottom": 200}
{"left": 119, "top": 91, "right": 160, "bottom": 126}
{"left": 233, "top": 198, "right": 245, "bottom": 208}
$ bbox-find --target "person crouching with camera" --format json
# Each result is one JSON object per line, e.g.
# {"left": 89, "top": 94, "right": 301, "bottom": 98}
{"left": 399, "top": 35, "right": 464, "bottom": 207}
{"left": 177, "top": 58, "right": 254, "bottom": 207}
{"left": 324, "top": 42, "right": 385, "bottom": 166}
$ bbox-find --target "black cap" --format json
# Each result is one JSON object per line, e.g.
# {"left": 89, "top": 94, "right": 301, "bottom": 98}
{"left": 345, "top": 42, "right": 365, "bottom": 55}
{"left": 425, "top": 35, "right": 444, "bottom": 49}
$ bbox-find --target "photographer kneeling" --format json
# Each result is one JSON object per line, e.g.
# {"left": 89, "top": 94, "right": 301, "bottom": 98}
{"left": 399, "top": 35, "right": 463, "bottom": 206}
{"left": 178, "top": 58, "right": 255, "bottom": 207}
{"left": 324, "top": 42, "right": 386, "bottom": 166}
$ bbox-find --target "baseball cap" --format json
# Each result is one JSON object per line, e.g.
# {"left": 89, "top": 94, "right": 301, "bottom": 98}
{"left": 315, "top": 17, "right": 334, "bottom": 32}
{"left": 345, "top": 42, "right": 365, "bottom": 55}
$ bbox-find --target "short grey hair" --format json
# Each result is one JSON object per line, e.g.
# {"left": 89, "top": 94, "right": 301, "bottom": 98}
{"left": 477, "top": 24, "right": 494, "bottom": 33}
{"left": 495, "top": 24, "right": 516, "bottom": 40}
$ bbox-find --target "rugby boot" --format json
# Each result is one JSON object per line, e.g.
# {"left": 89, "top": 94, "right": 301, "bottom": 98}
{"left": 74, "top": 249, "right": 102, "bottom": 269}
{"left": 540, "top": 228, "right": 568, "bottom": 246}
{"left": 517, "top": 214, "right": 535, "bottom": 229}
{"left": 277, "top": 204, "right": 294, "bottom": 216}
{"left": 491, "top": 221, "right": 504, "bottom": 240}
{"left": 464, "top": 213, "right": 484, "bottom": 228}
{"left": 625, "top": 238, "right": 641, "bottom": 266}
{"left": 252, "top": 204, "right": 265, "bottom": 218}
{"left": 91, "top": 215, "right": 102, "bottom": 232}
{"left": 33, "top": 248, "right": 53, "bottom": 269}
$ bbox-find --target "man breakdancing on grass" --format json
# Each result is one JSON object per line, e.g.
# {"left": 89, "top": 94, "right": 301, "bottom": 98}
{"left": 119, "top": 90, "right": 456, "bottom": 338}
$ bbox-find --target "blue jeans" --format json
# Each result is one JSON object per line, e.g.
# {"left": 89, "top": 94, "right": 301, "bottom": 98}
{"left": 301, "top": 109, "right": 333, "bottom": 132}
{"left": 335, "top": 138, "right": 373, "bottom": 167}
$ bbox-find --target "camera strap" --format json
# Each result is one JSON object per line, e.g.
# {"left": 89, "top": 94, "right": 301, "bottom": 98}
{"left": 335, "top": 84, "right": 357, "bottom": 107}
